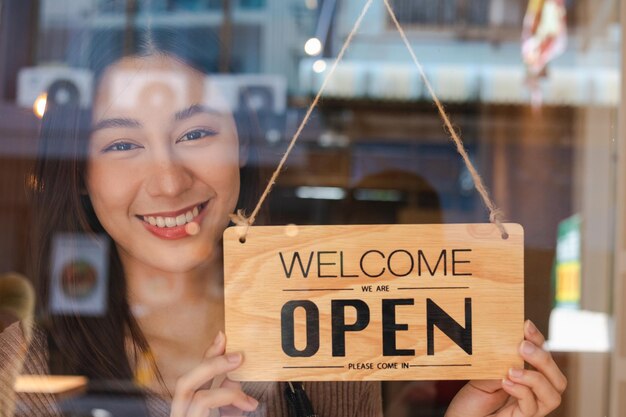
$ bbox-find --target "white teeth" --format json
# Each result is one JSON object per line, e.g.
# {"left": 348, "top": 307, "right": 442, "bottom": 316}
{"left": 144, "top": 204, "right": 204, "bottom": 229}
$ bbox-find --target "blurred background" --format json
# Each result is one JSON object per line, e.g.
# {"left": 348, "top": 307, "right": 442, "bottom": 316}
{"left": 0, "top": 0, "right": 624, "bottom": 415}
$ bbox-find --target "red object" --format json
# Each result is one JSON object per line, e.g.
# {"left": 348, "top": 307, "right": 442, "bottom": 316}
{"left": 522, "top": 0, "right": 568, "bottom": 76}
{"left": 140, "top": 202, "right": 208, "bottom": 240}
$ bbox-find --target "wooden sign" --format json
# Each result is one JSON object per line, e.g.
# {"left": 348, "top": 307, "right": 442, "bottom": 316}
{"left": 223, "top": 224, "right": 524, "bottom": 381}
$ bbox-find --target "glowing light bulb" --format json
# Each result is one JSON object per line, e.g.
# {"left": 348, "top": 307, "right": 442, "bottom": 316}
{"left": 304, "top": 37, "right": 323, "bottom": 56}
{"left": 33, "top": 93, "right": 47, "bottom": 119}
{"left": 312, "top": 59, "right": 327, "bottom": 73}
{"left": 305, "top": 0, "right": 318, "bottom": 10}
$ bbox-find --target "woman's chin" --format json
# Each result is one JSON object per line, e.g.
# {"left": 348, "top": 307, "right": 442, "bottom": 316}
{"left": 149, "top": 249, "right": 216, "bottom": 274}
{"left": 121, "top": 240, "right": 220, "bottom": 275}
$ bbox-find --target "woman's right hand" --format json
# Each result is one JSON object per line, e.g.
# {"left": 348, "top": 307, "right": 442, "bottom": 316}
{"left": 170, "top": 331, "right": 259, "bottom": 417}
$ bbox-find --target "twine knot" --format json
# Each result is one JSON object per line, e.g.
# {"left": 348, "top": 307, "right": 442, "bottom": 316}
{"left": 488, "top": 208, "right": 509, "bottom": 240}
{"left": 489, "top": 208, "right": 504, "bottom": 224}
{"left": 229, "top": 0, "right": 509, "bottom": 244}
{"left": 229, "top": 209, "right": 251, "bottom": 227}
{"left": 229, "top": 209, "right": 253, "bottom": 242}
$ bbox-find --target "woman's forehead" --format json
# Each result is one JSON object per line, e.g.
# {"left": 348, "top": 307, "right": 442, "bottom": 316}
{"left": 93, "top": 55, "right": 228, "bottom": 118}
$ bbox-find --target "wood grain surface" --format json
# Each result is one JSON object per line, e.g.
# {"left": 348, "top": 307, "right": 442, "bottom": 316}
{"left": 224, "top": 223, "right": 524, "bottom": 381}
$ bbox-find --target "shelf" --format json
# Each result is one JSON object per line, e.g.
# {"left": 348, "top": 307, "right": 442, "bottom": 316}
{"left": 90, "top": 9, "right": 268, "bottom": 29}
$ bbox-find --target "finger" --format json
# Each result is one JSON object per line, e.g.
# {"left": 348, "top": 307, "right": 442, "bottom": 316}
{"left": 445, "top": 380, "right": 509, "bottom": 416}
{"left": 220, "top": 378, "right": 242, "bottom": 390}
{"left": 203, "top": 331, "right": 226, "bottom": 359}
{"left": 218, "top": 378, "right": 248, "bottom": 415}
{"left": 523, "top": 320, "right": 567, "bottom": 392}
{"left": 524, "top": 320, "right": 545, "bottom": 348}
{"left": 508, "top": 368, "right": 562, "bottom": 413}
{"left": 198, "top": 333, "right": 227, "bottom": 392}
{"left": 468, "top": 379, "right": 504, "bottom": 394}
{"left": 501, "top": 379, "right": 538, "bottom": 416}
{"left": 170, "top": 353, "right": 243, "bottom": 417}
{"left": 519, "top": 341, "right": 568, "bottom": 394}
{"left": 186, "top": 387, "right": 259, "bottom": 417}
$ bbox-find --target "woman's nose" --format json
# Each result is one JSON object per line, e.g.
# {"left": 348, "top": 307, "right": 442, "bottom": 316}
{"left": 145, "top": 153, "right": 194, "bottom": 198}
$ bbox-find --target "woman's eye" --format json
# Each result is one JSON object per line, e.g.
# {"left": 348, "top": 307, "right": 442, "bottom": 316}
{"left": 102, "top": 141, "right": 142, "bottom": 153}
{"left": 178, "top": 129, "right": 217, "bottom": 143}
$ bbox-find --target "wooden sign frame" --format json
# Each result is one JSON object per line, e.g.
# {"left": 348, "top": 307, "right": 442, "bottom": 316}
{"left": 224, "top": 223, "right": 524, "bottom": 381}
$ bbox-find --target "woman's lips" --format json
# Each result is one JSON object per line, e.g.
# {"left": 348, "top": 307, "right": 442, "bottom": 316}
{"left": 139, "top": 201, "right": 209, "bottom": 240}
{"left": 139, "top": 201, "right": 205, "bottom": 220}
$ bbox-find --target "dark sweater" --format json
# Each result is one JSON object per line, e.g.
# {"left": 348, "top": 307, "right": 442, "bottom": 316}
{"left": 1, "top": 322, "right": 382, "bottom": 417}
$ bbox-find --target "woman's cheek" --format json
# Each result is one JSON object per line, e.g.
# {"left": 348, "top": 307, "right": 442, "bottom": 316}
{"left": 86, "top": 161, "right": 139, "bottom": 225}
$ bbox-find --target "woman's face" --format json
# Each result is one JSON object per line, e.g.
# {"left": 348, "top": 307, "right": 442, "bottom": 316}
{"left": 86, "top": 55, "right": 241, "bottom": 273}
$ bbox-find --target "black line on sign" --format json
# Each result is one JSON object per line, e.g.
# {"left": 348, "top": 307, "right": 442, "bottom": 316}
{"left": 283, "top": 366, "right": 345, "bottom": 369}
{"left": 397, "top": 287, "right": 470, "bottom": 290}
{"left": 409, "top": 364, "right": 472, "bottom": 367}
{"left": 282, "top": 289, "right": 355, "bottom": 292}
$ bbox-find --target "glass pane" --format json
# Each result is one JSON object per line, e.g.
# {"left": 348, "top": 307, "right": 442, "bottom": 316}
{"left": 0, "top": 0, "right": 619, "bottom": 416}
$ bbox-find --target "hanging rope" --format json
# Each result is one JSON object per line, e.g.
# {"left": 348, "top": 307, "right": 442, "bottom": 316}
{"left": 382, "top": 0, "right": 508, "bottom": 239}
{"left": 230, "top": 0, "right": 375, "bottom": 241}
{"left": 231, "top": 0, "right": 509, "bottom": 241}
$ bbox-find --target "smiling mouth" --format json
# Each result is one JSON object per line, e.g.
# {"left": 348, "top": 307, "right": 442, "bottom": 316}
{"left": 138, "top": 201, "right": 208, "bottom": 228}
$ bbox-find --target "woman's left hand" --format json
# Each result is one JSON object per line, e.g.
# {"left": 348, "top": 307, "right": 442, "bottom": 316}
{"left": 445, "top": 320, "right": 567, "bottom": 417}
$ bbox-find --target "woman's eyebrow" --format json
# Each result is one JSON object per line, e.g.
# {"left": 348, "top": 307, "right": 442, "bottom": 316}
{"left": 91, "top": 118, "right": 142, "bottom": 133}
{"left": 174, "top": 104, "right": 221, "bottom": 121}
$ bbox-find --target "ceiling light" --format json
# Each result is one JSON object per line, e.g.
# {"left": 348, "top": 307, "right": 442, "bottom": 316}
{"left": 33, "top": 92, "right": 47, "bottom": 119}
{"left": 312, "top": 59, "right": 327, "bottom": 73}
{"left": 304, "top": 37, "right": 323, "bottom": 56}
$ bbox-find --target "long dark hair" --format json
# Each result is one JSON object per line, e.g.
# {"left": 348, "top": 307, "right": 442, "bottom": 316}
{"left": 30, "top": 22, "right": 261, "bottom": 392}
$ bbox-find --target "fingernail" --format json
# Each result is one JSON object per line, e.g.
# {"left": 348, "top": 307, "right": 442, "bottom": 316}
{"left": 502, "top": 378, "right": 515, "bottom": 387}
{"left": 213, "top": 331, "right": 224, "bottom": 346}
{"left": 247, "top": 396, "right": 259, "bottom": 407}
{"left": 509, "top": 368, "right": 524, "bottom": 379}
{"left": 521, "top": 341, "right": 536, "bottom": 355}
{"left": 526, "top": 320, "right": 537, "bottom": 335}
{"left": 226, "top": 352, "right": 242, "bottom": 363}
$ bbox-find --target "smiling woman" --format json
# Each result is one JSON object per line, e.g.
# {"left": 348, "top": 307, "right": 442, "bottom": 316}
{"left": 1, "top": 20, "right": 383, "bottom": 417}
{"left": 87, "top": 55, "right": 241, "bottom": 272}
{"left": 0, "top": 6, "right": 568, "bottom": 417}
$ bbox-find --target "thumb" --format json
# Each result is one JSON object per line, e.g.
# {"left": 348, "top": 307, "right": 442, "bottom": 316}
{"left": 468, "top": 380, "right": 503, "bottom": 393}
{"left": 204, "top": 331, "right": 226, "bottom": 359}
{"left": 446, "top": 380, "right": 508, "bottom": 417}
